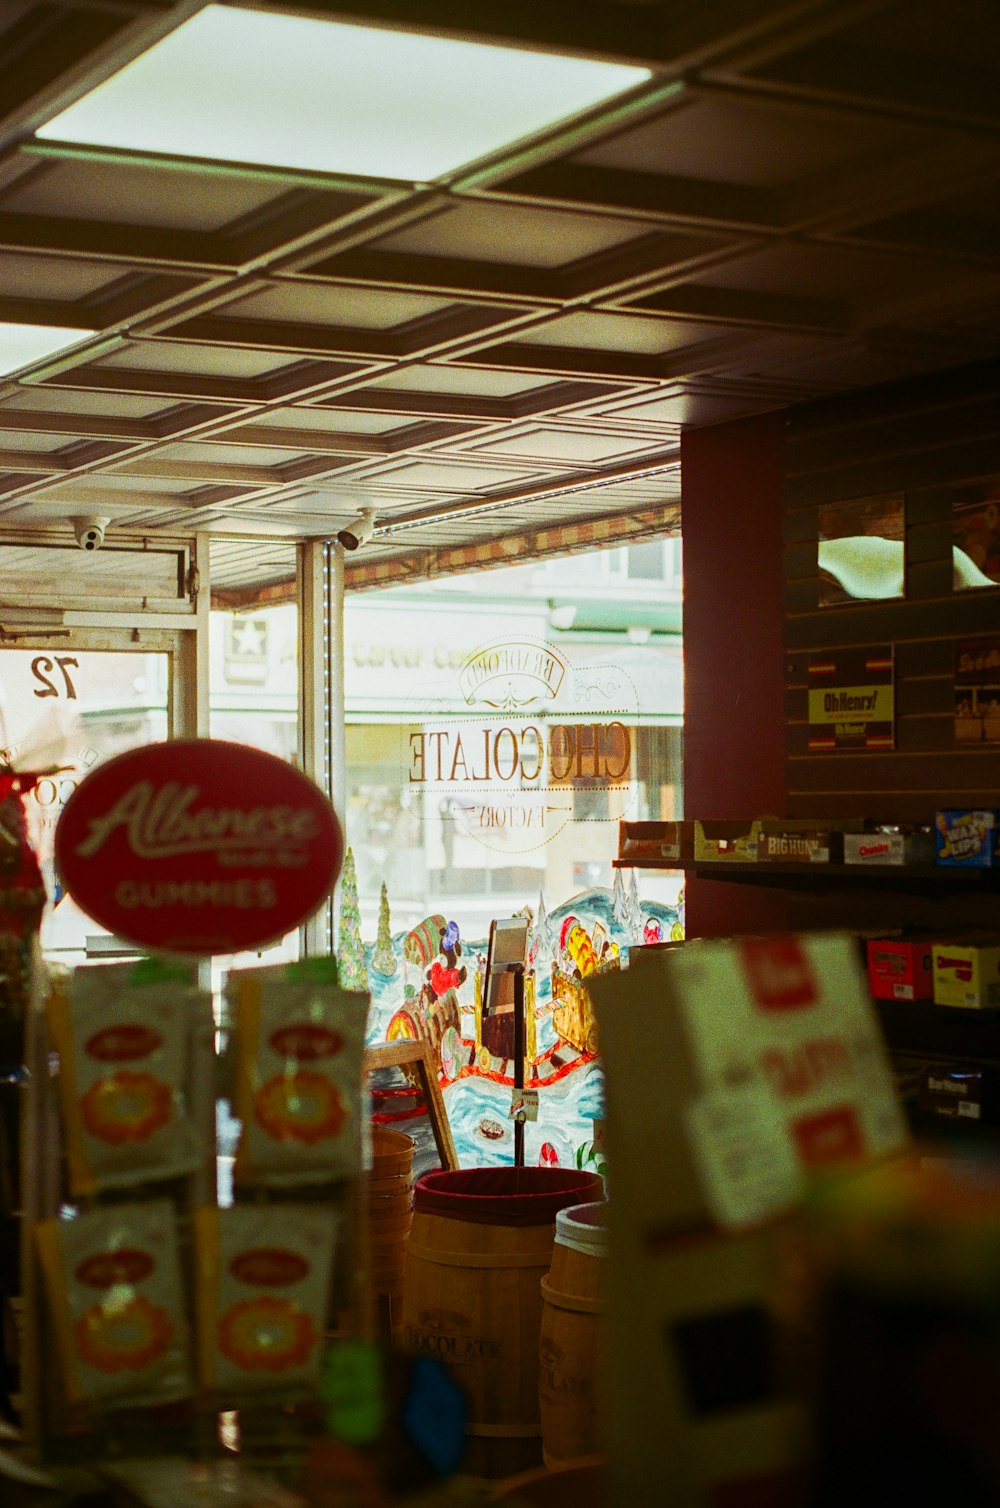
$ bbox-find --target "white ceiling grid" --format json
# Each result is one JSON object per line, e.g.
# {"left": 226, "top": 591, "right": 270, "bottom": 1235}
{"left": 0, "top": 0, "right": 998, "bottom": 594}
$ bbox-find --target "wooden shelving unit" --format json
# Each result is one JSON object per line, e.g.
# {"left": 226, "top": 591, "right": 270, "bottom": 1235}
{"left": 617, "top": 844, "right": 1000, "bottom": 1123}
{"left": 615, "top": 857, "right": 1000, "bottom": 896}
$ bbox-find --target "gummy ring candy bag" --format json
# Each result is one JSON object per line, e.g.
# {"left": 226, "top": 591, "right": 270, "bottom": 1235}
{"left": 47, "top": 959, "right": 211, "bottom": 1196}
{"left": 229, "top": 965, "right": 368, "bottom": 1188}
{"left": 194, "top": 1204, "right": 337, "bottom": 1395}
{"left": 35, "top": 1199, "right": 192, "bottom": 1407}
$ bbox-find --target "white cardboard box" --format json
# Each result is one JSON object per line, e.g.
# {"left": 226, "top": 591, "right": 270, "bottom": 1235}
{"left": 843, "top": 831, "right": 935, "bottom": 865}
{"left": 603, "top": 1218, "right": 805, "bottom": 1506}
{"left": 588, "top": 931, "right": 908, "bottom": 1234}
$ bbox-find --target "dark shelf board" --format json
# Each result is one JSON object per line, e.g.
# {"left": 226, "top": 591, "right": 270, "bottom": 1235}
{"left": 905, "top": 1109, "right": 1000, "bottom": 1155}
{"left": 877, "top": 999, "right": 1000, "bottom": 1066}
{"left": 614, "top": 859, "right": 1000, "bottom": 895}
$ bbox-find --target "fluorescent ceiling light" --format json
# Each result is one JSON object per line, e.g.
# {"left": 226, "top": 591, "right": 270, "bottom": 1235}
{"left": 0, "top": 324, "right": 96, "bottom": 378}
{"left": 36, "top": 5, "right": 652, "bottom": 181}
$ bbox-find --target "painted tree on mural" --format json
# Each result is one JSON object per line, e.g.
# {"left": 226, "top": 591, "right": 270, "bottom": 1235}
{"left": 626, "top": 866, "right": 643, "bottom": 942}
{"left": 372, "top": 881, "right": 397, "bottom": 978}
{"left": 337, "top": 847, "right": 369, "bottom": 992}
{"left": 532, "top": 891, "right": 554, "bottom": 973}
{"left": 611, "top": 866, "right": 629, "bottom": 932}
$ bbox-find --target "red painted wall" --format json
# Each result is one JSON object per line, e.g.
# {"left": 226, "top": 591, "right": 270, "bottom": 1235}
{"left": 681, "top": 411, "right": 789, "bottom": 937}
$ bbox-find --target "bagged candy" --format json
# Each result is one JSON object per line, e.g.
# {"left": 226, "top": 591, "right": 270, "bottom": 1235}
{"left": 35, "top": 1199, "right": 192, "bottom": 1406}
{"left": 47, "top": 959, "right": 210, "bottom": 1196}
{"left": 229, "top": 965, "right": 367, "bottom": 1188}
{"left": 195, "top": 1204, "right": 337, "bottom": 1394}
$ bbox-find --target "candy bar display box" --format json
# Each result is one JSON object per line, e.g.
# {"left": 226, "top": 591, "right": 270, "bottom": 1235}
{"left": 757, "top": 818, "right": 865, "bottom": 865}
{"left": 935, "top": 810, "right": 1000, "bottom": 867}
{"left": 932, "top": 939, "right": 1000, "bottom": 1009}
{"left": 692, "top": 819, "right": 763, "bottom": 863}
{"left": 843, "top": 829, "right": 936, "bottom": 866}
{"left": 866, "top": 938, "right": 935, "bottom": 1002}
{"left": 918, "top": 1065, "right": 1000, "bottom": 1124}
{"left": 618, "top": 819, "right": 694, "bottom": 865}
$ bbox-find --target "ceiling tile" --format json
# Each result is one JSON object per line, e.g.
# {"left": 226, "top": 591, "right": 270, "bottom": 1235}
{"left": 463, "top": 426, "right": 673, "bottom": 464}
{"left": 366, "top": 365, "right": 555, "bottom": 396}
{"left": 249, "top": 405, "right": 414, "bottom": 434}
{"left": 575, "top": 91, "right": 922, "bottom": 189}
{"left": 0, "top": 430, "right": 69, "bottom": 453}
{"left": 218, "top": 282, "right": 453, "bottom": 328}
{"left": 0, "top": 252, "right": 134, "bottom": 301}
{"left": 595, "top": 388, "right": 751, "bottom": 426}
{"left": 371, "top": 199, "right": 656, "bottom": 268}
{"left": 511, "top": 310, "right": 729, "bottom": 355}
{"left": 94, "top": 342, "right": 305, "bottom": 377}
{"left": 0, "top": 158, "right": 295, "bottom": 231}
{"left": 685, "top": 240, "right": 977, "bottom": 312}
{"left": 140, "top": 441, "right": 307, "bottom": 468}
{"left": 362, "top": 457, "right": 541, "bottom": 491}
{"left": 0, "top": 388, "right": 169, "bottom": 417}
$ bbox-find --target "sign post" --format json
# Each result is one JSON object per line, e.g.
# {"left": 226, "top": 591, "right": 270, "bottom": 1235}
{"left": 510, "top": 962, "right": 526, "bottom": 1169}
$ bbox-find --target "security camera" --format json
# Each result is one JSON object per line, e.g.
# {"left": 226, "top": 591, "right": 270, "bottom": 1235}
{"left": 336, "top": 508, "right": 377, "bottom": 552}
{"left": 72, "top": 515, "right": 110, "bottom": 551}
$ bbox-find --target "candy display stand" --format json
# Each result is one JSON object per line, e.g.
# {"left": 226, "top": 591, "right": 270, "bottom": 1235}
{"left": 14, "top": 952, "right": 372, "bottom": 1490}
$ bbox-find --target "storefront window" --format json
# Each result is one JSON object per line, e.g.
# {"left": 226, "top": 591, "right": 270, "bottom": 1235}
{"left": 0, "top": 646, "right": 170, "bottom": 964}
{"left": 343, "top": 543, "right": 684, "bottom": 1170}
{"left": 209, "top": 603, "right": 300, "bottom": 972}
{"left": 209, "top": 604, "right": 298, "bottom": 762}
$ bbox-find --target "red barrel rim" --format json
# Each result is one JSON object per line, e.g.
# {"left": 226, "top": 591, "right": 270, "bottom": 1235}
{"left": 413, "top": 1167, "right": 604, "bottom": 1226}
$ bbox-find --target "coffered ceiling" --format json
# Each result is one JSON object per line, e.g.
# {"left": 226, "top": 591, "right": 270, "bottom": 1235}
{"left": 2, "top": 0, "right": 1000, "bottom": 599}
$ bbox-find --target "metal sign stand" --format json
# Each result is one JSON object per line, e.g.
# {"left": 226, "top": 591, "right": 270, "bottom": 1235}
{"left": 509, "top": 962, "right": 525, "bottom": 1169}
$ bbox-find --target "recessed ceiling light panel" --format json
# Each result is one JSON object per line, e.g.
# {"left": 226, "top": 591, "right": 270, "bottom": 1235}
{"left": 36, "top": 5, "right": 652, "bottom": 181}
{"left": 0, "top": 324, "right": 96, "bottom": 378}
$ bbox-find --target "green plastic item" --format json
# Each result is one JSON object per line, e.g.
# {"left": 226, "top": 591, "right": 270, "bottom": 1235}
{"left": 282, "top": 955, "right": 340, "bottom": 987}
{"left": 127, "top": 956, "right": 195, "bottom": 985}
{"left": 321, "top": 1338, "right": 384, "bottom": 1445}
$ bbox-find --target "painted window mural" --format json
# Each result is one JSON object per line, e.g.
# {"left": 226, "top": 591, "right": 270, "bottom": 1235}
{"left": 342, "top": 544, "right": 684, "bottom": 1171}
{"left": 349, "top": 849, "right": 682, "bottom": 1176}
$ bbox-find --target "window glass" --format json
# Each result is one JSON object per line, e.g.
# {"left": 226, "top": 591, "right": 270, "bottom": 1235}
{"left": 209, "top": 605, "right": 298, "bottom": 762}
{"left": 627, "top": 541, "right": 665, "bottom": 580}
{"left": 342, "top": 545, "right": 684, "bottom": 1171}
{"left": 209, "top": 603, "right": 301, "bottom": 972}
{"left": 0, "top": 647, "right": 170, "bottom": 965}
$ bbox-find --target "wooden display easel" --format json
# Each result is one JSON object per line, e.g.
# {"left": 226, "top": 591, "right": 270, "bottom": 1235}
{"left": 362, "top": 1040, "right": 458, "bottom": 1172}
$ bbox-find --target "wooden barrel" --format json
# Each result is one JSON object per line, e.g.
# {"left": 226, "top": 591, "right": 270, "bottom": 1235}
{"left": 490, "top": 1456, "right": 606, "bottom": 1505}
{"left": 538, "top": 1201, "right": 607, "bottom": 1467}
{"left": 367, "top": 1129, "right": 415, "bottom": 1337}
{"left": 401, "top": 1167, "right": 604, "bottom": 1479}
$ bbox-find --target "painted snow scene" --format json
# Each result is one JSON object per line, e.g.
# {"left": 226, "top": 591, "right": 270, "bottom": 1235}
{"left": 344, "top": 849, "right": 683, "bottom": 1175}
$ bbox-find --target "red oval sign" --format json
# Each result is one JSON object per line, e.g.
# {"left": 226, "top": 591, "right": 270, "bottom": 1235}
{"left": 269, "top": 1024, "right": 343, "bottom": 1060}
{"left": 75, "top": 1249, "right": 155, "bottom": 1288}
{"left": 230, "top": 1248, "right": 310, "bottom": 1287}
{"left": 85, "top": 1025, "right": 163, "bottom": 1062}
{"left": 55, "top": 739, "right": 342, "bottom": 956}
